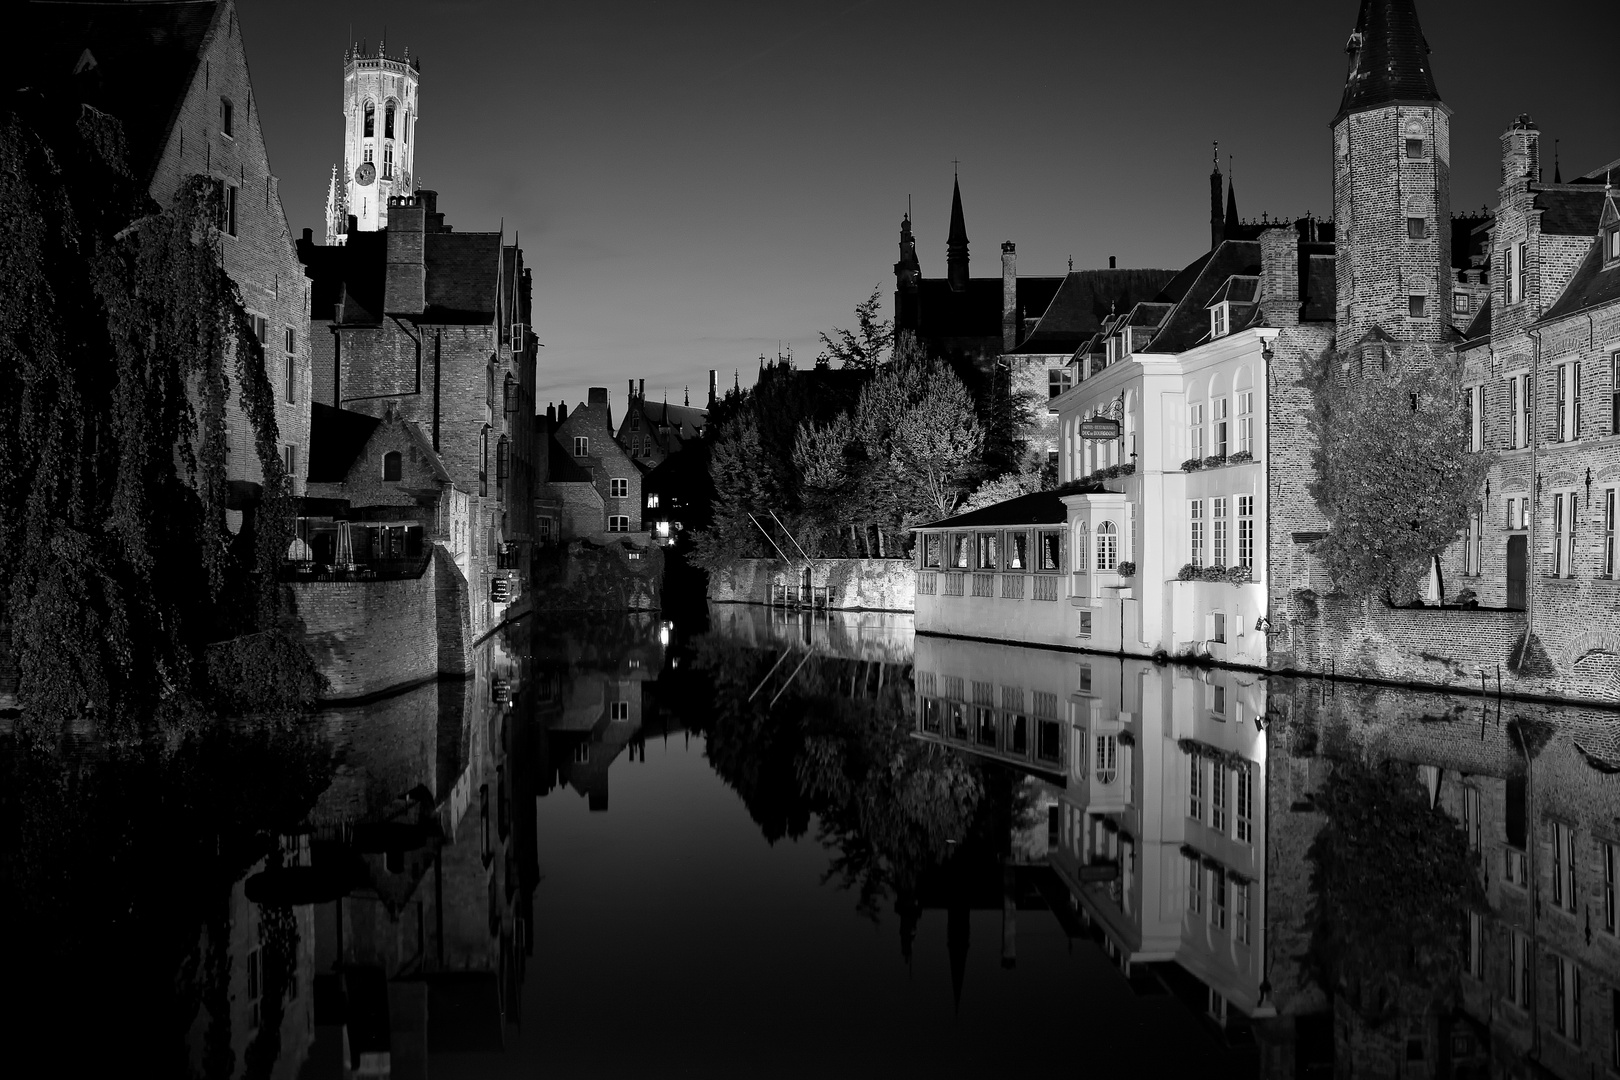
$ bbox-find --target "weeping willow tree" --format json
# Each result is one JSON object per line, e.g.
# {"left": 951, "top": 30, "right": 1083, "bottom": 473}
{"left": 0, "top": 95, "right": 317, "bottom": 737}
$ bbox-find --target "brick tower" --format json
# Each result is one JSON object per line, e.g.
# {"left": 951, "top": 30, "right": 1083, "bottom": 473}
{"left": 1331, "top": 0, "right": 1452, "bottom": 342}
{"left": 324, "top": 37, "right": 421, "bottom": 244}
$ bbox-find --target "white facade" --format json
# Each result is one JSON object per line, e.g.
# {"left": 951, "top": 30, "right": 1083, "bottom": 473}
{"left": 1049, "top": 326, "right": 1277, "bottom": 664}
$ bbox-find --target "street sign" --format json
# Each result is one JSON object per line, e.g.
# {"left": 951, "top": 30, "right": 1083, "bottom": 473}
{"left": 1079, "top": 418, "right": 1122, "bottom": 441}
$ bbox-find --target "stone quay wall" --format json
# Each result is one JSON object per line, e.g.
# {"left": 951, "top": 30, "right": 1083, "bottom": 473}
{"left": 530, "top": 538, "right": 662, "bottom": 611}
{"left": 707, "top": 558, "right": 916, "bottom": 612}
{"left": 289, "top": 544, "right": 472, "bottom": 700}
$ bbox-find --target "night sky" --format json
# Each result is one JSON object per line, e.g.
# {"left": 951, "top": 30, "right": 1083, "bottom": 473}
{"left": 238, "top": 0, "right": 1618, "bottom": 414}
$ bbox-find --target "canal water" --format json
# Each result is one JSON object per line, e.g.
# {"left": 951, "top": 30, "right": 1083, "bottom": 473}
{"left": 4, "top": 602, "right": 1618, "bottom": 1077}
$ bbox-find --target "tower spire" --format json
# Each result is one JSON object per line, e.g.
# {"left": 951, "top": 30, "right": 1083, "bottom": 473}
{"left": 1225, "top": 156, "right": 1240, "bottom": 238}
{"left": 946, "top": 172, "right": 969, "bottom": 293}
{"left": 1336, "top": 0, "right": 1443, "bottom": 123}
{"left": 1210, "top": 141, "right": 1224, "bottom": 250}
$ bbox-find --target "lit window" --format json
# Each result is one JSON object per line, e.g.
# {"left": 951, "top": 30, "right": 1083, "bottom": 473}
{"left": 610, "top": 477, "right": 629, "bottom": 498}
{"left": 647, "top": 493, "right": 660, "bottom": 509}
{"left": 976, "top": 532, "right": 999, "bottom": 570}
{"left": 573, "top": 436, "right": 589, "bottom": 457}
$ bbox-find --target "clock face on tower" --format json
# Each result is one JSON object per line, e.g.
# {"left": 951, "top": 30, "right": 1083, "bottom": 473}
{"left": 354, "top": 162, "right": 376, "bottom": 186}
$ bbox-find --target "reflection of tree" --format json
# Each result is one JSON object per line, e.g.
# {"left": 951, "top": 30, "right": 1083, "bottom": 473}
{"left": 0, "top": 726, "right": 329, "bottom": 1074}
{"left": 1305, "top": 755, "right": 1485, "bottom": 1026}
{"left": 667, "top": 635, "right": 1011, "bottom": 923}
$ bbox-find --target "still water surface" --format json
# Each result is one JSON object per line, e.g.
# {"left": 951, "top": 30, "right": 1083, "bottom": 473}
{"left": 5, "top": 603, "right": 1619, "bottom": 1077}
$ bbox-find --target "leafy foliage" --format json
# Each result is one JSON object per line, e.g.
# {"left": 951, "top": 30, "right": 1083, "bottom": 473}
{"left": 815, "top": 285, "right": 894, "bottom": 370}
{"left": 1305, "top": 755, "right": 1486, "bottom": 1025}
{"left": 0, "top": 97, "right": 310, "bottom": 736}
{"left": 1304, "top": 344, "right": 1492, "bottom": 602}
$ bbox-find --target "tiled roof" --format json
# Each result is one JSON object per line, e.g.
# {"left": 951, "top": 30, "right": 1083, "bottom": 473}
{"left": 22, "top": 1, "right": 221, "bottom": 185}
{"left": 1534, "top": 187, "right": 1608, "bottom": 237}
{"left": 1537, "top": 240, "right": 1620, "bottom": 324}
{"left": 1335, "top": 0, "right": 1442, "bottom": 122}
{"left": 914, "top": 490, "right": 1070, "bottom": 531}
{"left": 307, "top": 404, "right": 381, "bottom": 483}
{"left": 1012, "top": 269, "right": 1179, "bottom": 354}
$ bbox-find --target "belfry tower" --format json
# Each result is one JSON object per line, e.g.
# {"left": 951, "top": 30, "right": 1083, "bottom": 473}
{"left": 1331, "top": 0, "right": 1452, "bottom": 342}
{"left": 324, "top": 38, "right": 421, "bottom": 245}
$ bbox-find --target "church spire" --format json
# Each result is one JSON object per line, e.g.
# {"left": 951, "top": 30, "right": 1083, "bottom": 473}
{"left": 947, "top": 172, "right": 969, "bottom": 293}
{"left": 1210, "top": 142, "right": 1224, "bottom": 250}
{"left": 1224, "top": 159, "right": 1240, "bottom": 239}
{"left": 1335, "top": 0, "right": 1442, "bottom": 122}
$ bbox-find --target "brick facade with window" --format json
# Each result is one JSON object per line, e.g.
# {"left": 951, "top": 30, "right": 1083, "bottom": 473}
{"left": 541, "top": 388, "right": 645, "bottom": 542}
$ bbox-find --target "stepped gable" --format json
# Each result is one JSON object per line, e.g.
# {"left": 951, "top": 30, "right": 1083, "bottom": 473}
{"left": 22, "top": 0, "right": 220, "bottom": 184}
{"left": 1335, "top": 0, "right": 1442, "bottom": 122}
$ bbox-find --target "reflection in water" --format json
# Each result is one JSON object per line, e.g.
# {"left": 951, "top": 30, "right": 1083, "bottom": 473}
{"left": 8, "top": 604, "right": 1620, "bottom": 1075}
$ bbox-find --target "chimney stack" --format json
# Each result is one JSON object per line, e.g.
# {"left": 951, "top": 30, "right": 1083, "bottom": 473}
{"left": 547, "top": 403, "right": 556, "bottom": 423}
{"left": 639, "top": 378, "right": 646, "bottom": 402}
{"left": 558, "top": 402, "right": 568, "bottom": 422}
{"left": 628, "top": 378, "right": 635, "bottom": 404}
{"left": 1502, "top": 115, "right": 1541, "bottom": 188}
{"left": 708, "top": 369, "right": 718, "bottom": 408}
{"left": 1109, "top": 256, "right": 1117, "bottom": 269}
{"left": 383, "top": 194, "right": 426, "bottom": 314}
{"left": 1001, "top": 242, "right": 1018, "bottom": 353}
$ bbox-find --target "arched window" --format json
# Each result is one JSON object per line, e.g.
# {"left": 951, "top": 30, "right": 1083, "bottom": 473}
{"left": 363, "top": 101, "right": 375, "bottom": 138}
{"left": 503, "top": 373, "right": 517, "bottom": 413}
{"left": 382, "top": 142, "right": 394, "bottom": 179}
{"left": 384, "top": 100, "right": 396, "bottom": 139}
{"left": 382, "top": 450, "right": 402, "bottom": 481}
{"left": 486, "top": 365, "right": 495, "bottom": 408}
{"left": 403, "top": 110, "right": 410, "bottom": 144}
{"left": 1096, "top": 521, "right": 1118, "bottom": 571}
{"left": 1072, "top": 521, "right": 1089, "bottom": 575}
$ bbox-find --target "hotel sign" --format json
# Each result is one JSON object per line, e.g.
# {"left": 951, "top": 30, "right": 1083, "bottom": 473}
{"left": 1079, "top": 418, "right": 1122, "bottom": 441}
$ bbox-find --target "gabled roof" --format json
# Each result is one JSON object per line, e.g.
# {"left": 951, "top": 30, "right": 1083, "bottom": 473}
{"left": 1143, "top": 241, "right": 1263, "bottom": 353}
{"left": 1335, "top": 0, "right": 1442, "bottom": 122}
{"left": 1207, "top": 276, "right": 1259, "bottom": 306}
{"left": 632, "top": 399, "right": 708, "bottom": 440}
{"left": 1537, "top": 238, "right": 1620, "bottom": 325}
{"left": 423, "top": 232, "right": 503, "bottom": 321}
{"left": 307, "top": 403, "right": 381, "bottom": 483}
{"left": 1127, "top": 301, "right": 1176, "bottom": 328}
{"left": 1011, "top": 268, "right": 1179, "bottom": 354}
{"left": 914, "top": 490, "right": 1071, "bottom": 531}
{"left": 299, "top": 228, "right": 504, "bottom": 324}
{"left": 22, "top": 0, "right": 222, "bottom": 185}
{"left": 1460, "top": 294, "right": 1492, "bottom": 344}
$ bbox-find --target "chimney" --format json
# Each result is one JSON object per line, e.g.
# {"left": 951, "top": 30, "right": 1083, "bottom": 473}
{"left": 628, "top": 378, "right": 635, "bottom": 404}
{"left": 1258, "top": 227, "right": 1301, "bottom": 329}
{"left": 547, "top": 403, "right": 556, "bottom": 423}
{"left": 1001, "top": 242, "right": 1018, "bottom": 352}
{"left": 1502, "top": 115, "right": 1540, "bottom": 188}
{"left": 1109, "top": 256, "right": 1117, "bottom": 269}
{"left": 639, "top": 378, "right": 645, "bottom": 402}
{"left": 558, "top": 402, "right": 568, "bottom": 422}
{"left": 383, "top": 195, "right": 426, "bottom": 314}
{"left": 708, "top": 369, "right": 718, "bottom": 408}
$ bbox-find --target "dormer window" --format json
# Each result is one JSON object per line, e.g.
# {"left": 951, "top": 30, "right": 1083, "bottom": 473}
{"left": 1119, "top": 331, "right": 1132, "bottom": 359}
{"left": 1105, "top": 336, "right": 1117, "bottom": 365}
{"left": 1211, "top": 303, "right": 1231, "bottom": 339}
{"left": 1606, "top": 224, "right": 1620, "bottom": 265}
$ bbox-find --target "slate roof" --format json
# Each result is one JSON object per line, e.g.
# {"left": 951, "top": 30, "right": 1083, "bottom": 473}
{"left": 298, "top": 229, "right": 503, "bottom": 324}
{"left": 307, "top": 403, "right": 381, "bottom": 483}
{"left": 1335, "top": 0, "right": 1442, "bottom": 122}
{"left": 1571, "top": 158, "right": 1620, "bottom": 185}
{"left": 1011, "top": 269, "right": 1180, "bottom": 354}
{"left": 545, "top": 436, "right": 593, "bottom": 482}
{"left": 915, "top": 490, "right": 1070, "bottom": 531}
{"left": 1144, "top": 240, "right": 1264, "bottom": 353}
{"left": 1461, "top": 294, "right": 1492, "bottom": 343}
{"left": 22, "top": 1, "right": 221, "bottom": 186}
{"left": 1534, "top": 187, "right": 1608, "bottom": 237}
{"left": 634, "top": 399, "right": 708, "bottom": 440}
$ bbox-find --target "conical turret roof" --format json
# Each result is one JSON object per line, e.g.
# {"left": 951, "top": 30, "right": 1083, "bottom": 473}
{"left": 948, "top": 176, "right": 968, "bottom": 249}
{"left": 1335, "top": 0, "right": 1442, "bottom": 122}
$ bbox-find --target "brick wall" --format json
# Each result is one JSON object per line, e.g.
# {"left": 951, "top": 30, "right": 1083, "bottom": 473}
{"left": 1278, "top": 597, "right": 1527, "bottom": 692}
{"left": 147, "top": 1, "right": 312, "bottom": 498}
{"left": 289, "top": 543, "right": 471, "bottom": 697}
{"left": 555, "top": 393, "right": 643, "bottom": 536}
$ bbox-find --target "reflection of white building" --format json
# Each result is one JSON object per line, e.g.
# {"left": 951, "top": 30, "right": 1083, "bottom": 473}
{"left": 911, "top": 634, "right": 1327, "bottom": 1052}
{"left": 915, "top": 229, "right": 1334, "bottom": 663}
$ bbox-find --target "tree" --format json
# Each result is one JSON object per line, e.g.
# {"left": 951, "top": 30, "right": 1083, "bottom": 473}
{"left": 816, "top": 285, "right": 894, "bottom": 370}
{"left": 1304, "top": 343, "right": 1492, "bottom": 603}
{"left": 0, "top": 94, "right": 315, "bottom": 737}
{"left": 890, "top": 368, "right": 984, "bottom": 522}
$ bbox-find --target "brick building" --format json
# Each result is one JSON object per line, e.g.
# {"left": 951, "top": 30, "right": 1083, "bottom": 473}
{"left": 297, "top": 190, "right": 537, "bottom": 636}
{"left": 537, "top": 389, "right": 646, "bottom": 542}
{"left": 1446, "top": 118, "right": 1620, "bottom": 695}
{"left": 613, "top": 377, "right": 711, "bottom": 469}
{"left": 27, "top": 0, "right": 315, "bottom": 514}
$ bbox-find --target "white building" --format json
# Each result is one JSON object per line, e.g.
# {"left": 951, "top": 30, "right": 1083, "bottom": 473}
{"left": 914, "top": 228, "right": 1335, "bottom": 663}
